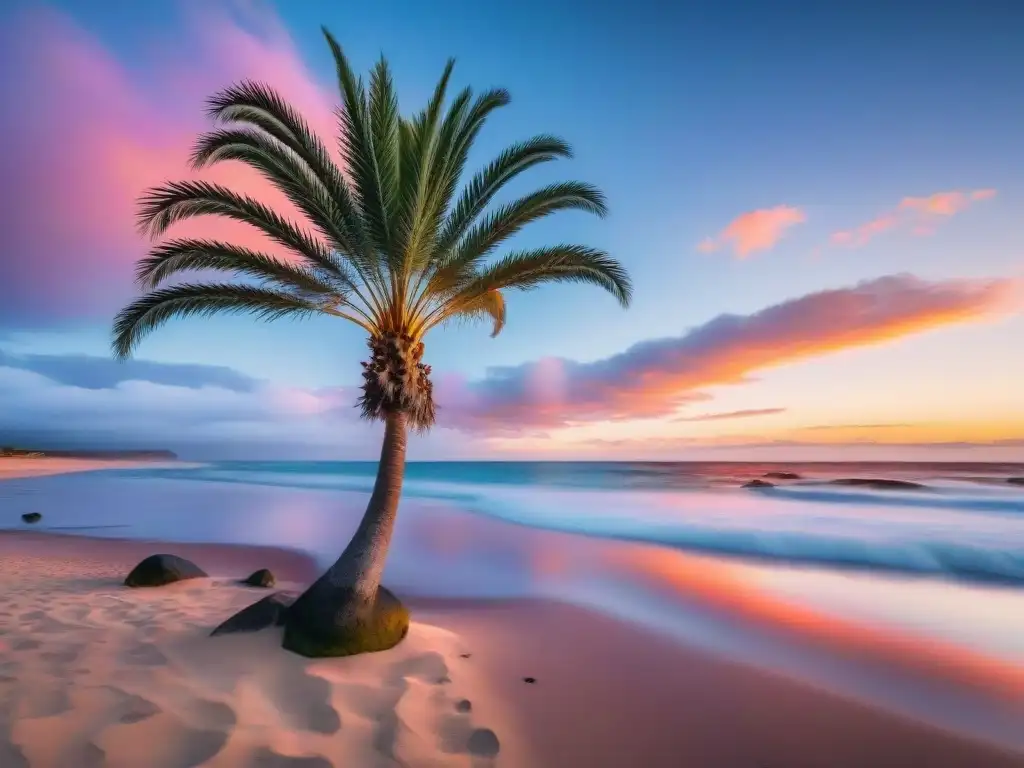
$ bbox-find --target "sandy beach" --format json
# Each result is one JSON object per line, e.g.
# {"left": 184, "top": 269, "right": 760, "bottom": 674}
{"left": 0, "top": 539, "right": 1020, "bottom": 767}
{"left": 2, "top": 462, "right": 1023, "bottom": 767}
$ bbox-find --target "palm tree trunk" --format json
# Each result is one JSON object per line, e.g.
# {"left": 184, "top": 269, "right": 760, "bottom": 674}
{"left": 282, "top": 411, "right": 409, "bottom": 651}
{"left": 321, "top": 410, "right": 408, "bottom": 602}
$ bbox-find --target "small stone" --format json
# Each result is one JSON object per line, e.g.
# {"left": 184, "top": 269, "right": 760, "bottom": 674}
{"left": 211, "top": 593, "right": 296, "bottom": 636}
{"left": 467, "top": 728, "right": 500, "bottom": 757}
{"left": 455, "top": 699, "right": 472, "bottom": 713}
{"left": 124, "top": 554, "right": 207, "bottom": 588}
{"left": 241, "top": 568, "right": 275, "bottom": 588}
{"left": 21, "top": 512, "right": 42, "bottom": 524}
{"left": 459, "top": 653, "right": 471, "bottom": 659}
{"left": 522, "top": 676, "right": 536, "bottom": 684}
{"left": 742, "top": 479, "right": 774, "bottom": 489}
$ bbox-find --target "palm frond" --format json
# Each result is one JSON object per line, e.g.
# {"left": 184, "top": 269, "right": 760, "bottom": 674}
{"left": 188, "top": 128, "right": 362, "bottom": 284}
{"left": 434, "top": 135, "right": 572, "bottom": 259}
{"left": 427, "top": 181, "right": 608, "bottom": 294}
{"left": 369, "top": 56, "right": 401, "bottom": 255}
{"left": 138, "top": 179, "right": 333, "bottom": 268}
{"left": 204, "top": 81, "right": 381, "bottom": 282}
{"left": 419, "top": 244, "right": 631, "bottom": 334}
{"left": 438, "top": 288, "right": 507, "bottom": 337}
{"left": 135, "top": 238, "right": 342, "bottom": 297}
{"left": 395, "top": 62, "right": 458, "bottom": 279}
{"left": 323, "top": 29, "right": 392, "bottom": 258}
{"left": 111, "top": 283, "right": 321, "bottom": 360}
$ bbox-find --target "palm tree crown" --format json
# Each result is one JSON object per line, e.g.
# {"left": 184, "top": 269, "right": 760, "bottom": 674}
{"left": 113, "top": 28, "right": 632, "bottom": 431}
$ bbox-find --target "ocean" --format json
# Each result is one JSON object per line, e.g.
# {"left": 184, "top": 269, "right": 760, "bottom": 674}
{"left": 3, "top": 459, "right": 1024, "bottom": 748}
{"left": 112, "top": 459, "right": 1024, "bottom": 582}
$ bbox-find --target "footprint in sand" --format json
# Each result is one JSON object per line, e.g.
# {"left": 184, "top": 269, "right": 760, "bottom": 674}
{"left": 110, "top": 691, "right": 163, "bottom": 725}
{"left": 94, "top": 710, "right": 228, "bottom": 767}
{"left": 467, "top": 728, "right": 500, "bottom": 758}
{"left": 122, "top": 643, "right": 169, "bottom": 667}
{"left": 331, "top": 682, "right": 405, "bottom": 721}
{"left": 189, "top": 698, "right": 237, "bottom": 730}
{"left": 16, "top": 686, "right": 72, "bottom": 719}
{"left": 261, "top": 670, "right": 340, "bottom": 735}
{"left": 75, "top": 742, "right": 107, "bottom": 768}
{"left": 0, "top": 739, "right": 29, "bottom": 768}
{"left": 248, "top": 747, "right": 334, "bottom": 768}
{"left": 40, "top": 645, "right": 86, "bottom": 665}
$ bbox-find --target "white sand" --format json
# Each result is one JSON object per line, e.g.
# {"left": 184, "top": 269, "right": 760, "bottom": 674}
{"left": 0, "top": 457, "right": 180, "bottom": 481}
{"left": 0, "top": 548, "right": 520, "bottom": 767}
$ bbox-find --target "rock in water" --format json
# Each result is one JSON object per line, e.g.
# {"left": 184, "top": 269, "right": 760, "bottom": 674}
{"left": 763, "top": 471, "right": 800, "bottom": 480}
{"left": 21, "top": 512, "right": 42, "bottom": 523}
{"left": 1008, "top": 477, "right": 1024, "bottom": 486}
{"left": 742, "top": 479, "right": 774, "bottom": 488}
{"left": 211, "top": 593, "right": 295, "bottom": 636}
{"left": 241, "top": 568, "right": 275, "bottom": 588}
{"left": 124, "top": 554, "right": 207, "bottom": 587}
{"left": 282, "top": 585, "right": 410, "bottom": 658}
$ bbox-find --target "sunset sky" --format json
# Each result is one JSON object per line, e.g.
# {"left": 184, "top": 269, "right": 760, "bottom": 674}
{"left": 0, "top": 0, "right": 1022, "bottom": 460}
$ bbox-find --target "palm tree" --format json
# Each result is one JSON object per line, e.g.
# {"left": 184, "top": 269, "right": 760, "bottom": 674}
{"left": 112, "top": 29, "right": 632, "bottom": 656}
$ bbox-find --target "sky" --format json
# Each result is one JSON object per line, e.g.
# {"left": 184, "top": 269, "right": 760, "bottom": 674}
{"left": 0, "top": 0, "right": 1022, "bottom": 461}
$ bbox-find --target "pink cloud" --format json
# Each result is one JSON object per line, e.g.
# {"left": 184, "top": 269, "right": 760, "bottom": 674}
{"left": 0, "top": 3, "right": 335, "bottom": 327}
{"left": 828, "top": 189, "right": 997, "bottom": 250}
{"left": 829, "top": 214, "right": 898, "bottom": 248}
{"left": 440, "top": 274, "right": 1021, "bottom": 432}
{"left": 697, "top": 206, "right": 806, "bottom": 258}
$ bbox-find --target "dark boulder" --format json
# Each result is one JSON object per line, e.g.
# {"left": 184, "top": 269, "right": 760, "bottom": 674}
{"left": 742, "top": 479, "right": 774, "bottom": 488}
{"left": 282, "top": 585, "right": 410, "bottom": 658}
{"left": 1008, "top": 477, "right": 1024, "bottom": 486}
{"left": 124, "top": 554, "right": 207, "bottom": 588}
{"left": 241, "top": 568, "right": 275, "bottom": 588}
{"left": 21, "top": 512, "right": 42, "bottom": 524}
{"left": 828, "top": 478, "right": 924, "bottom": 491}
{"left": 763, "top": 471, "right": 800, "bottom": 480}
{"left": 211, "top": 592, "right": 296, "bottom": 636}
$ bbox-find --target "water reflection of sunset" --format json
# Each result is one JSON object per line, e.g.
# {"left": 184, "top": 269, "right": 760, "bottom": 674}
{"left": 606, "top": 546, "right": 1024, "bottom": 700}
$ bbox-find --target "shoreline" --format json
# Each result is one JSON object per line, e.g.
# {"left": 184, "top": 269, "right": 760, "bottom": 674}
{"left": 0, "top": 456, "right": 193, "bottom": 481}
{"left": 1, "top": 531, "right": 1021, "bottom": 767}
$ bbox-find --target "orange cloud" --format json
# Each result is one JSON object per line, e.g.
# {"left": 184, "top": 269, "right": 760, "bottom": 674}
{"left": 674, "top": 408, "right": 787, "bottom": 422}
{"left": 442, "top": 274, "right": 1021, "bottom": 431}
{"left": 828, "top": 189, "right": 996, "bottom": 250}
{"left": 697, "top": 206, "right": 806, "bottom": 258}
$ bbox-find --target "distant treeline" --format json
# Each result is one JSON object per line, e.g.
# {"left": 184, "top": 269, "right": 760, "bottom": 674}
{"left": 0, "top": 447, "right": 177, "bottom": 460}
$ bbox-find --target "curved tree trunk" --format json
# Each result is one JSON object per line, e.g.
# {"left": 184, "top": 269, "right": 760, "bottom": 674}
{"left": 320, "top": 410, "right": 408, "bottom": 601}
{"left": 282, "top": 412, "right": 409, "bottom": 652}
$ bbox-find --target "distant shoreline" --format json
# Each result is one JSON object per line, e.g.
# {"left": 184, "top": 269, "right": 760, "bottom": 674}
{"left": 0, "top": 456, "right": 185, "bottom": 481}
{"left": 0, "top": 448, "right": 177, "bottom": 460}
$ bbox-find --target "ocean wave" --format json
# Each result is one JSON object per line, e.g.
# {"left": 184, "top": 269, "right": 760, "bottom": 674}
{"left": 129, "top": 463, "right": 1024, "bottom": 587}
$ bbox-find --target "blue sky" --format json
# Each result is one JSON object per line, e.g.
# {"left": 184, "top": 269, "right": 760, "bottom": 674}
{"left": 0, "top": 0, "right": 1021, "bottom": 459}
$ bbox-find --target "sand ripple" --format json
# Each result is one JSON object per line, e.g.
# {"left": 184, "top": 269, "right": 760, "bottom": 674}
{"left": 0, "top": 551, "right": 504, "bottom": 767}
